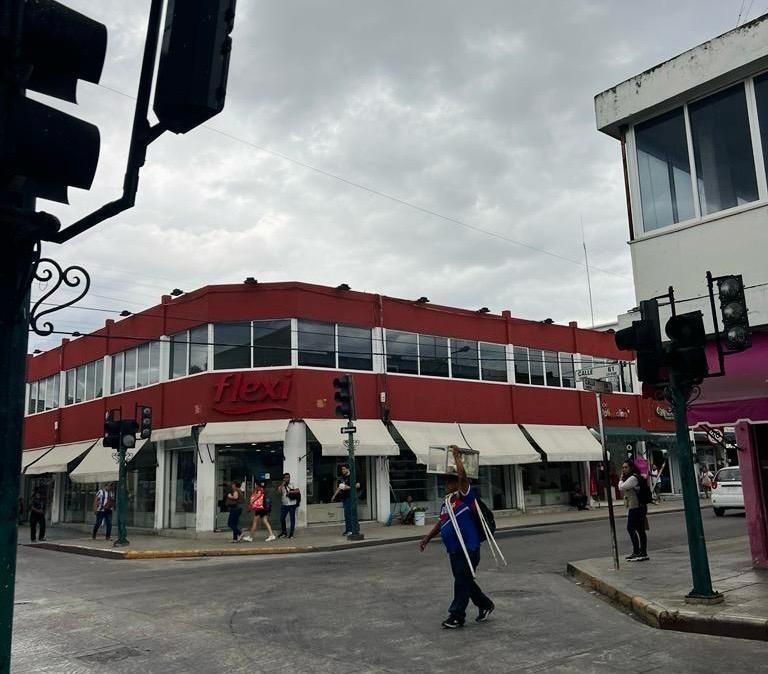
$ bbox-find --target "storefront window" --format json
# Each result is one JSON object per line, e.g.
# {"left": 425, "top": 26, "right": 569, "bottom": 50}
{"left": 298, "top": 320, "right": 335, "bottom": 368}
{"left": 477, "top": 465, "right": 513, "bottom": 510}
{"left": 214, "top": 321, "right": 251, "bottom": 369}
{"left": 386, "top": 330, "right": 418, "bottom": 374}
{"left": 480, "top": 342, "right": 507, "bottom": 382}
{"left": 125, "top": 444, "right": 157, "bottom": 528}
{"left": 305, "top": 443, "right": 371, "bottom": 523}
{"left": 419, "top": 335, "right": 449, "bottom": 377}
{"left": 62, "top": 475, "right": 94, "bottom": 523}
{"left": 167, "top": 444, "right": 197, "bottom": 529}
{"left": 451, "top": 339, "right": 479, "bottom": 380}
{"left": 253, "top": 319, "right": 291, "bottom": 367}
{"left": 522, "top": 462, "right": 580, "bottom": 507}
{"left": 338, "top": 325, "right": 373, "bottom": 371}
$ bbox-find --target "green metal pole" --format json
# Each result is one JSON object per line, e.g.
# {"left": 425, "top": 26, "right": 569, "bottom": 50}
{"left": 115, "top": 434, "right": 129, "bottom": 546}
{"left": 345, "top": 423, "right": 363, "bottom": 541}
{"left": 670, "top": 371, "right": 722, "bottom": 603}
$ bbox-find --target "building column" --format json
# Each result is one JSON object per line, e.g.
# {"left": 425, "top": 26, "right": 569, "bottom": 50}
{"left": 284, "top": 421, "right": 307, "bottom": 528}
{"left": 735, "top": 422, "right": 768, "bottom": 569}
{"left": 374, "top": 456, "right": 390, "bottom": 523}
{"left": 195, "top": 444, "right": 216, "bottom": 532}
{"left": 50, "top": 474, "right": 62, "bottom": 524}
{"left": 514, "top": 465, "right": 526, "bottom": 513}
{"left": 154, "top": 444, "right": 167, "bottom": 530}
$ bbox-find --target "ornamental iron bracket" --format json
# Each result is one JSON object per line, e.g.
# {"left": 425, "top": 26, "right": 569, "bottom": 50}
{"left": 29, "top": 257, "right": 91, "bottom": 336}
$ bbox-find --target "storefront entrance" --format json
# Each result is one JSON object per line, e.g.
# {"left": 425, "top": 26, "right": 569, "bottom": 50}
{"left": 166, "top": 441, "right": 197, "bottom": 529}
{"left": 522, "top": 462, "right": 581, "bottom": 507}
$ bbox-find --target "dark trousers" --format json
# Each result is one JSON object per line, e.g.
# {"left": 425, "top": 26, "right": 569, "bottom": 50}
{"left": 627, "top": 506, "right": 648, "bottom": 555}
{"left": 93, "top": 510, "right": 113, "bottom": 539}
{"left": 30, "top": 512, "right": 46, "bottom": 541}
{"left": 280, "top": 504, "right": 297, "bottom": 536}
{"left": 342, "top": 497, "right": 352, "bottom": 533}
{"left": 227, "top": 507, "right": 242, "bottom": 541}
{"left": 448, "top": 548, "right": 492, "bottom": 622}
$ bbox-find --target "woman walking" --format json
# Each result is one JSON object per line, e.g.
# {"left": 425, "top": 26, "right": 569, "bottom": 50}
{"left": 225, "top": 480, "right": 244, "bottom": 543}
{"left": 244, "top": 481, "right": 276, "bottom": 542}
{"left": 619, "top": 459, "right": 650, "bottom": 562}
{"left": 277, "top": 472, "right": 300, "bottom": 539}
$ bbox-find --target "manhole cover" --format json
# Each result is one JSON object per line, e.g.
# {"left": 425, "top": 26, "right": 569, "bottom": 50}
{"left": 78, "top": 646, "right": 144, "bottom": 664}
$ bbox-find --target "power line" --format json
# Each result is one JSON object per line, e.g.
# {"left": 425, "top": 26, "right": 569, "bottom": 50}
{"left": 94, "top": 82, "right": 630, "bottom": 280}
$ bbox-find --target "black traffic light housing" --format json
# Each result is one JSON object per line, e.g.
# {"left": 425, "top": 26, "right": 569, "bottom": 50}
{"left": 138, "top": 405, "right": 152, "bottom": 440}
{"left": 2, "top": 0, "right": 107, "bottom": 204}
{"left": 717, "top": 275, "right": 751, "bottom": 352}
{"left": 333, "top": 374, "right": 356, "bottom": 421}
{"left": 103, "top": 412, "right": 122, "bottom": 449}
{"left": 615, "top": 299, "right": 665, "bottom": 385}
{"left": 154, "top": 0, "right": 237, "bottom": 133}
{"left": 665, "top": 311, "right": 708, "bottom": 385}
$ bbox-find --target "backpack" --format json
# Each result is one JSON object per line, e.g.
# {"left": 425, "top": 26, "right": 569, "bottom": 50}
{"left": 472, "top": 497, "right": 496, "bottom": 542}
{"left": 636, "top": 476, "right": 653, "bottom": 506}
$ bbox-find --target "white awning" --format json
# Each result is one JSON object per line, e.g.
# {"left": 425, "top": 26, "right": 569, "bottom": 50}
{"left": 25, "top": 439, "right": 98, "bottom": 475}
{"left": 198, "top": 420, "right": 289, "bottom": 445}
{"left": 69, "top": 440, "right": 149, "bottom": 484}
{"left": 151, "top": 426, "right": 195, "bottom": 442}
{"left": 304, "top": 419, "right": 400, "bottom": 457}
{"left": 458, "top": 423, "right": 541, "bottom": 465}
{"left": 391, "top": 421, "right": 465, "bottom": 465}
{"left": 521, "top": 424, "right": 603, "bottom": 462}
{"left": 20, "top": 446, "right": 55, "bottom": 473}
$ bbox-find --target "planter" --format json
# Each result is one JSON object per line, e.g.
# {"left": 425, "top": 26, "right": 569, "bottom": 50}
{"left": 414, "top": 511, "right": 426, "bottom": 526}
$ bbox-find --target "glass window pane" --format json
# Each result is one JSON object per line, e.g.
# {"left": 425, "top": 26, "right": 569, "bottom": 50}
{"left": 189, "top": 325, "right": 209, "bottom": 374}
{"left": 560, "top": 354, "right": 576, "bottom": 388}
{"left": 112, "top": 353, "right": 124, "bottom": 393}
{"left": 43, "top": 377, "right": 53, "bottom": 411}
{"left": 94, "top": 359, "right": 104, "bottom": 397}
{"left": 419, "top": 335, "right": 449, "bottom": 377}
{"left": 386, "top": 330, "right": 418, "bottom": 374}
{"left": 529, "top": 349, "right": 544, "bottom": 386}
{"left": 635, "top": 108, "right": 695, "bottom": 231}
{"left": 513, "top": 346, "right": 530, "bottom": 384}
{"left": 298, "top": 320, "right": 335, "bottom": 368}
{"left": 214, "top": 322, "right": 251, "bottom": 370}
{"left": 65, "top": 369, "right": 75, "bottom": 405}
{"left": 85, "top": 361, "right": 96, "bottom": 400}
{"left": 76, "top": 365, "right": 86, "bottom": 402}
{"left": 136, "top": 343, "right": 151, "bottom": 387}
{"left": 170, "top": 332, "right": 187, "bottom": 379}
{"left": 28, "top": 381, "right": 37, "bottom": 414}
{"left": 451, "top": 339, "right": 479, "bottom": 380}
{"left": 480, "top": 343, "right": 507, "bottom": 382}
{"left": 149, "top": 342, "right": 160, "bottom": 384}
{"left": 253, "top": 320, "right": 291, "bottom": 367}
{"left": 621, "top": 362, "right": 634, "bottom": 393}
{"left": 753, "top": 73, "right": 768, "bottom": 180}
{"left": 690, "top": 84, "right": 758, "bottom": 215}
{"left": 544, "top": 351, "right": 561, "bottom": 387}
{"left": 124, "top": 348, "right": 137, "bottom": 390}
{"left": 338, "top": 325, "right": 373, "bottom": 371}
{"left": 53, "top": 373, "right": 60, "bottom": 408}
{"left": 36, "top": 380, "right": 45, "bottom": 412}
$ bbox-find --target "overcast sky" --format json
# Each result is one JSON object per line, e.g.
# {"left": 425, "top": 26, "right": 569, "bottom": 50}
{"left": 29, "top": 0, "right": 759, "bottom": 350}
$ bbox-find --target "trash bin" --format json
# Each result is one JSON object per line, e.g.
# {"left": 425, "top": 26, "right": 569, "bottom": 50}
{"left": 414, "top": 511, "right": 426, "bottom": 526}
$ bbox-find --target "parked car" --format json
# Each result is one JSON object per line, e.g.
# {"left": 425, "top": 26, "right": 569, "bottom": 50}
{"left": 711, "top": 466, "right": 743, "bottom": 516}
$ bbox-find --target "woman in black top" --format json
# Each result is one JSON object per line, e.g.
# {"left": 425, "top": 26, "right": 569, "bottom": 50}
{"left": 225, "top": 481, "right": 244, "bottom": 542}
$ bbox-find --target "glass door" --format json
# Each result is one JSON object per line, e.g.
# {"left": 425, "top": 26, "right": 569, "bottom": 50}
{"left": 167, "top": 449, "right": 196, "bottom": 529}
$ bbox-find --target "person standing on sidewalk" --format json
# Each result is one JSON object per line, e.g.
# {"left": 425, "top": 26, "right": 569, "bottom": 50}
{"left": 418, "top": 446, "right": 495, "bottom": 629}
{"left": 277, "top": 473, "right": 299, "bottom": 539}
{"left": 28, "top": 489, "right": 47, "bottom": 542}
{"left": 619, "top": 460, "right": 650, "bottom": 562}
{"left": 332, "top": 465, "right": 359, "bottom": 537}
{"left": 92, "top": 483, "right": 115, "bottom": 541}
{"left": 225, "top": 480, "right": 244, "bottom": 543}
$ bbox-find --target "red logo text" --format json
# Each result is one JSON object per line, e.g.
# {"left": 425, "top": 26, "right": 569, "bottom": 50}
{"left": 212, "top": 372, "right": 293, "bottom": 415}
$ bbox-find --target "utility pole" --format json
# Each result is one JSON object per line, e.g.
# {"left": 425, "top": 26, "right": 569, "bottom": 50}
{"left": 595, "top": 391, "right": 619, "bottom": 570}
{"left": 342, "top": 421, "right": 363, "bottom": 541}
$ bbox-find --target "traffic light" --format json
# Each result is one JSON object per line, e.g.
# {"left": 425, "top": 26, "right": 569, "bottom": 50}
{"left": 103, "top": 411, "right": 121, "bottom": 449}
{"left": 333, "top": 374, "right": 355, "bottom": 420}
{"left": 717, "top": 275, "right": 751, "bottom": 352}
{"left": 153, "top": 0, "right": 237, "bottom": 134}
{"left": 121, "top": 420, "right": 138, "bottom": 449}
{"left": 138, "top": 405, "right": 152, "bottom": 440}
{"left": 665, "top": 311, "right": 708, "bottom": 384}
{"left": 614, "top": 299, "right": 665, "bottom": 385}
{"left": 2, "top": 1, "right": 107, "bottom": 203}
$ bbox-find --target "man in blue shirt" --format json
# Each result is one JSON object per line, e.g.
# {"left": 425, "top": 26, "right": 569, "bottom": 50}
{"left": 419, "top": 446, "right": 495, "bottom": 629}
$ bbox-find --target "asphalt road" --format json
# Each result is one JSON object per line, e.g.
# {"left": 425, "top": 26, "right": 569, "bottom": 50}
{"left": 10, "top": 509, "right": 768, "bottom": 673}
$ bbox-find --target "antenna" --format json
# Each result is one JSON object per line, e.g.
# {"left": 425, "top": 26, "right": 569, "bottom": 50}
{"left": 581, "top": 216, "right": 596, "bottom": 328}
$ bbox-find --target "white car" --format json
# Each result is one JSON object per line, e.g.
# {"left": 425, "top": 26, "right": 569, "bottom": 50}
{"left": 711, "top": 466, "right": 743, "bottom": 516}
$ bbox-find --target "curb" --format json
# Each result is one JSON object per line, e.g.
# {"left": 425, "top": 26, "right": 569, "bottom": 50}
{"left": 25, "top": 504, "right": 688, "bottom": 562}
{"left": 566, "top": 562, "right": 768, "bottom": 641}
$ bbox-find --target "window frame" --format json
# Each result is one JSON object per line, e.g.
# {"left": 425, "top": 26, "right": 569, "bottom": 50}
{"left": 384, "top": 329, "right": 420, "bottom": 375}
{"left": 478, "top": 341, "right": 507, "bottom": 383}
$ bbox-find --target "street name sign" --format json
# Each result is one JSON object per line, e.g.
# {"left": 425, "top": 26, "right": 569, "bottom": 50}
{"left": 577, "top": 363, "right": 619, "bottom": 380}
{"left": 582, "top": 377, "right": 614, "bottom": 394}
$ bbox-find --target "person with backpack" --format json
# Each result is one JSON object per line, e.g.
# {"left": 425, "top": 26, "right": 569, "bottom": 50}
{"left": 243, "top": 481, "right": 276, "bottom": 542}
{"left": 418, "top": 445, "right": 495, "bottom": 629}
{"left": 619, "top": 459, "right": 651, "bottom": 562}
{"left": 92, "top": 483, "right": 115, "bottom": 541}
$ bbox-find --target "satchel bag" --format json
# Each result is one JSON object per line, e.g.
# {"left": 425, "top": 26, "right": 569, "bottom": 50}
{"left": 287, "top": 487, "right": 301, "bottom": 506}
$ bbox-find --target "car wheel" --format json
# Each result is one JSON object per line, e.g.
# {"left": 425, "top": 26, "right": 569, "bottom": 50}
{"left": 714, "top": 507, "right": 725, "bottom": 517}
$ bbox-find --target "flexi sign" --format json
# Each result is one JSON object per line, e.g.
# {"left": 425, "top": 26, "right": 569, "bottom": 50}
{"left": 212, "top": 372, "right": 292, "bottom": 415}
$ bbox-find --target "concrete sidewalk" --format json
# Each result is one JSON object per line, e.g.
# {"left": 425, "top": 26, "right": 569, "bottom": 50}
{"left": 568, "top": 536, "right": 768, "bottom": 641}
{"left": 22, "top": 498, "right": 692, "bottom": 560}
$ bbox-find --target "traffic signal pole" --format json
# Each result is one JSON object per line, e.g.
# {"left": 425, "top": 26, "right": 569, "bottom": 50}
{"left": 668, "top": 371, "right": 722, "bottom": 603}
{"left": 595, "top": 392, "right": 620, "bottom": 570}
{"left": 342, "top": 422, "right": 363, "bottom": 541}
{"left": 115, "top": 432, "right": 129, "bottom": 546}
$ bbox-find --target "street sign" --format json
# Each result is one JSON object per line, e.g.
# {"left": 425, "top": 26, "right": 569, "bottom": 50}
{"left": 577, "top": 363, "right": 619, "bottom": 380}
{"left": 340, "top": 425, "right": 357, "bottom": 434}
{"left": 705, "top": 427, "right": 724, "bottom": 446}
{"left": 582, "top": 377, "right": 614, "bottom": 394}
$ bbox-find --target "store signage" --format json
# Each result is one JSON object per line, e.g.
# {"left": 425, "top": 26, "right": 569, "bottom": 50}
{"left": 212, "top": 372, "right": 293, "bottom": 415}
{"left": 655, "top": 405, "right": 674, "bottom": 421}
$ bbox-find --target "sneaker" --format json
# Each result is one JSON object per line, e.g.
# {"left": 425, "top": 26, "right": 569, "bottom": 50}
{"left": 288, "top": 534, "right": 294, "bottom": 539}
{"left": 634, "top": 554, "right": 650, "bottom": 562}
{"left": 277, "top": 533, "right": 287, "bottom": 539}
{"left": 625, "top": 553, "right": 639, "bottom": 561}
{"left": 39, "top": 537, "right": 46, "bottom": 542}
{"left": 242, "top": 535, "right": 253, "bottom": 543}
{"left": 476, "top": 603, "right": 495, "bottom": 623}
{"left": 342, "top": 531, "right": 351, "bottom": 537}
{"left": 441, "top": 617, "right": 464, "bottom": 629}
{"left": 265, "top": 535, "right": 276, "bottom": 542}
